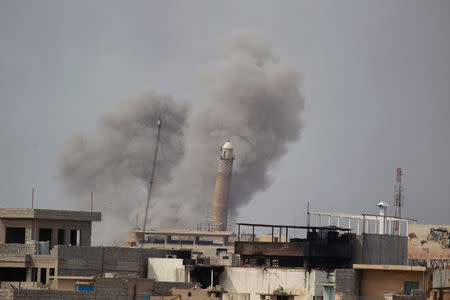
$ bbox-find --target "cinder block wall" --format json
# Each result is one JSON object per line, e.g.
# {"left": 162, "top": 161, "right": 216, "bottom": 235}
{"left": 0, "top": 244, "right": 36, "bottom": 256}
{"left": 335, "top": 269, "right": 360, "bottom": 297}
{"left": 55, "top": 246, "right": 191, "bottom": 277}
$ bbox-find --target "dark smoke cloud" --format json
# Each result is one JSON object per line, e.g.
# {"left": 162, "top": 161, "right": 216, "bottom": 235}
{"left": 57, "top": 30, "right": 304, "bottom": 244}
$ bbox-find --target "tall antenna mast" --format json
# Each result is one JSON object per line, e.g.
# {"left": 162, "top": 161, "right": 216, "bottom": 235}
{"left": 141, "top": 119, "right": 162, "bottom": 243}
{"left": 392, "top": 168, "right": 404, "bottom": 234}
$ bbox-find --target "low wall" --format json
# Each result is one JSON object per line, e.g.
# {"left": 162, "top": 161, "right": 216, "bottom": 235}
{"left": 219, "top": 267, "right": 328, "bottom": 300}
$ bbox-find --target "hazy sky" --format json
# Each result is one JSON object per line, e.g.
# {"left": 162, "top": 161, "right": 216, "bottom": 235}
{"left": 1, "top": 1, "right": 449, "bottom": 230}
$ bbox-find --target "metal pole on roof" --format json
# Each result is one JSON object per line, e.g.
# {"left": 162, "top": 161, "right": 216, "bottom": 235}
{"left": 141, "top": 119, "right": 161, "bottom": 245}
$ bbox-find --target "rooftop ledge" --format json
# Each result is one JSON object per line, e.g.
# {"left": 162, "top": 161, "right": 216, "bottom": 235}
{"left": 0, "top": 208, "right": 101, "bottom": 222}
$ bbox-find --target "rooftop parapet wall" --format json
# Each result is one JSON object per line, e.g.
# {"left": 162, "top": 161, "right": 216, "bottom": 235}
{"left": 0, "top": 244, "right": 37, "bottom": 256}
{"left": 235, "top": 240, "right": 352, "bottom": 259}
{"left": 0, "top": 208, "right": 101, "bottom": 222}
{"left": 54, "top": 246, "right": 192, "bottom": 277}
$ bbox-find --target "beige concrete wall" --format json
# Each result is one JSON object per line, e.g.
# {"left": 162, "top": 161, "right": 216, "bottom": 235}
{"left": 220, "top": 267, "right": 327, "bottom": 300}
{"left": 258, "top": 234, "right": 288, "bottom": 242}
{"left": 148, "top": 258, "right": 188, "bottom": 282}
{"left": 360, "top": 269, "right": 430, "bottom": 297}
{"left": 172, "top": 288, "right": 219, "bottom": 300}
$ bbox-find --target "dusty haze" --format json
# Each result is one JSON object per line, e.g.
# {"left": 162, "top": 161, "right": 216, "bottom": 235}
{"left": 56, "top": 31, "right": 304, "bottom": 244}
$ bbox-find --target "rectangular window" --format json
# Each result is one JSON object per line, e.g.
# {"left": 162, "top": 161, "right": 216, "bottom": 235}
{"left": 40, "top": 268, "right": 47, "bottom": 284}
{"left": 58, "top": 229, "right": 65, "bottom": 245}
{"left": 404, "top": 281, "right": 419, "bottom": 295}
{"left": 0, "top": 267, "right": 27, "bottom": 281}
{"left": 49, "top": 268, "right": 55, "bottom": 276}
{"left": 70, "top": 229, "right": 81, "bottom": 246}
{"left": 5, "top": 227, "right": 25, "bottom": 244}
{"left": 39, "top": 228, "right": 52, "bottom": 242}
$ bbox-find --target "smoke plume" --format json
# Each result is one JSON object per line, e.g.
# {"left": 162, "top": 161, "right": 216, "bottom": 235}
{"left": 57, "top": 31, "right": 304, "bottom": 244}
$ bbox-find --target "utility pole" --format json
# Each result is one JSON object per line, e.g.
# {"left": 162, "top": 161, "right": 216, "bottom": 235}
{"left": 141, "top": 119, "right": 161, "bottom": 245}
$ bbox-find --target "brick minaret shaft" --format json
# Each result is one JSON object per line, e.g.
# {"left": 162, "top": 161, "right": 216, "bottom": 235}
{"left": 210, "top": 140, "right": 234, "bottom": 231}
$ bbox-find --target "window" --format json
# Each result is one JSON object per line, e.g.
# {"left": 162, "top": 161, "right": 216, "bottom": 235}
{"left": 404, "top": 281, "right": 419, "bottom": 295}
{"left": 188, "top": 292, "right": 192, "bottom": 297}
{"left": 70, "top": 229, "right": 81, "bottom": 246}
{"left": 40, "top": 268, "right": 47, "bottom": 284}
{"left": 5, "top": 227, "right": 25, "bottom": 244}
{"left": 39, "top": 228, "right": 52, "bottom": 242}
{"left": 49, "top": 268, "right": 55, "bottom": 276}
{"left": 0, "top": 268, "right": 27, "bottom": 281}
{"left": 222, "top": 256, "right": 229, "bottom": 260}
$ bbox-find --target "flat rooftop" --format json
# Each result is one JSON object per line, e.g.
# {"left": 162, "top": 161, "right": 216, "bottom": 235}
{"left": 131, "top": 229, "right": 233, "bottom": 237}
{"left": 0, "top": 208, "right": 101, "bottom": 222}
{"left": 353, "top": 264, "right": 427, "bottom": 272}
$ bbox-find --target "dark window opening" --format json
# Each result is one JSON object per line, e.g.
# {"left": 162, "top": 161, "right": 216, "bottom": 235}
{"left": 39, "top": 228, "right": 52, "bottom": 242}
{"left": 404, "top": 281, "right": 419, "bottom": 295}
{"left": 40, "top": 268, "right": 47, "bottom": 284}
{"left": 188, "top": 292, "right": 192, "bottom": 297}
{"left": 0, "top": 267, "right": 27, "bottom": 281}
{"left": 32, "top": 268, "right": 38, "bottom": 282}
{"left": 58, "top": 229, "right": 65, "bottom": 245}
{"left": 5, "top": 227, "right": 25, "bottom": 244}
{"left": 49, "top": 268, "right": 55, "bottom": 276}
{"left": 70, "top": 229, "right": 80, "bottom": 246}
{"left": 216, "top": 248, "right": 227, "bottom": 255}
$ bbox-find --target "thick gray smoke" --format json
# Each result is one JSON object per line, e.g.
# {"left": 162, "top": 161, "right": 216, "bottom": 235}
{"left": 57, "top": 31, "right": 304, "bottom": 244}
{"left": 57, "top": 90, "right": 187, "bottom": 243}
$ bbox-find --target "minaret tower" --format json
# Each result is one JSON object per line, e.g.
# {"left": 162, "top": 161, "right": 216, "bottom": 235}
{"left": 210, "top": 140, "right": 234, "bottom": 231}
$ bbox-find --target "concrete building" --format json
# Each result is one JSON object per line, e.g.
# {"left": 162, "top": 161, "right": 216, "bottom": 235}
{"left": 210, "top": 140, "right": 234, "bottom": 231}
{"left": 335, "top": 264, "right": 431, "bottom": 298}
{"left": 0, "top": 208, "right": 101, "bottom": 248}
{"left": 126, "top": 228, "right": 235, "bottom": 258}
{"left": 0, "top": 208, "right": 192, "bottom": 288}
{"left": 235, "top": 223, "right": 354, "bottom": 269}
{"left": 0, "top": 208, "right": 100, "bottom": 285}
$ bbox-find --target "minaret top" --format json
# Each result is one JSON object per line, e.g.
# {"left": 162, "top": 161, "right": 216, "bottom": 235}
{"left": 222, "top": 140, "right": 233, "bottom": 150}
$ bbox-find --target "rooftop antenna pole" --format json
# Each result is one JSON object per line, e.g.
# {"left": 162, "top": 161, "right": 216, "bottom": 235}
{"left": 392, "top": 168, "right": 404, "bottom": 235}
{"left": 90, "top": 192, "right": 93, "bottom": 212}
{"left": 31, "top": 187, "right": 34, "bottom": 209}
{"left": 141, "top": 119, "right": 161, "bottom": 244}
{"left": 307, "top": 202, "right": 310, "bottom": 228}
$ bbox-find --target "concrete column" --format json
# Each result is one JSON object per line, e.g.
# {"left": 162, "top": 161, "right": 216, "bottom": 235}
{"left": 64, "top": 229, "right": 71, "bottom": 246}
{"left": 37, "top": 268, "right": 41, "bottom": 283}
{"left": 46, "top": 268, "right": 50, "bottom": 285}
{"left": 357, "top": 219, "right": 360, "bottom": 235}
{"left": 406, "top": 221, "right": 409, "bottom": 236}
{"left": 26, "top": 268, "right": 32, "bottom": 282}
{"left": 328, "top": 216, "right": 331, "bottom": 226}
{"left": 51, "top": 228, "right": 58, "bottom": 249}
{"left": 317, "top": 215, "right": 321, "bottom": 226}
{"left": 337, "top": 217, "right": 341, "bottom": 228}
{"left": 81, "top": 223, "right": 91, "bottom": 246}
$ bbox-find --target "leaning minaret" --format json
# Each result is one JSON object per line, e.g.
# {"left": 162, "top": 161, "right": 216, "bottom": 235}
{"left": 210, "top": 140, "right": 234, "bottom": 231}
